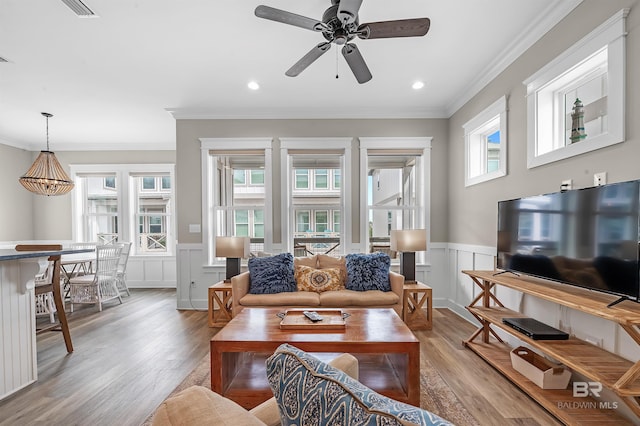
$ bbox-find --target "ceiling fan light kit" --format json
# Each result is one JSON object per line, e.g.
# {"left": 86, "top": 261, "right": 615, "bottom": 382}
{"left": 255, "top": 0, "right": 430, "bottom": 84}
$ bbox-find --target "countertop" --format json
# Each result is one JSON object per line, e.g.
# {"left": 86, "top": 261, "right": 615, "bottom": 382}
{"left": 0, "top": 248, "right": 94, "bottom": 262}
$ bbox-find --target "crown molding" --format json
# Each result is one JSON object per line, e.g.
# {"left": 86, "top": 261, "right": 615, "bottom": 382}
{"left": 0, "top": 136, "right": 174, "bottom": 152}
{"left": 165, "top": 107, "right": 449, "bottom": 120}
{"left": 445, "top": 0, "right": 583, "bottom": 117}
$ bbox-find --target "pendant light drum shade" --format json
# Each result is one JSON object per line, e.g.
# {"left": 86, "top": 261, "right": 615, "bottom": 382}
{"left": 19, "top": 113, "right": 74, "bottom": 196}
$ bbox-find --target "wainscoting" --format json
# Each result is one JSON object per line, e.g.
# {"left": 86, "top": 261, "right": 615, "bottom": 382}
{"left": 176, "top": 242, "right": 640, "bottom": 366}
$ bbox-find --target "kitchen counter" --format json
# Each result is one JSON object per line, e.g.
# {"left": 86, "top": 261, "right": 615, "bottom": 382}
{"left": 0, "top": 247, "right": 93, "bottom": 400}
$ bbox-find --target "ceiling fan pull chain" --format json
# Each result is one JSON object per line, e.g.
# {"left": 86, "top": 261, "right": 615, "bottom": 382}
{"left": 335, "top": 47, "right": 339, "bottom": 79}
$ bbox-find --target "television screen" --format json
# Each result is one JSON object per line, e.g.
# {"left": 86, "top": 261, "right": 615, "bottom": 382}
{"left": 497, "top": 180, "right": 640, "bottom": 302}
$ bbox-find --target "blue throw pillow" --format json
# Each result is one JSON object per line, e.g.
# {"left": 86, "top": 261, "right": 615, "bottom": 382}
{"left": 345, "top": 252, "right": 391, "bottom": 292}
{"left": 266, "top": 343, "right": 453, "bottom": 426}
{"left": 248, "top": 252, "right": 296, "bottom": 294}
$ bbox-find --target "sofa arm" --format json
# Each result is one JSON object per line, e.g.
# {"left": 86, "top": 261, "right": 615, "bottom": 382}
{"left": 231, "top": 271, "right": 250, "bottom": 317}
{"left": 249, "top": 353, "right": 359, "bottom": 426}
{"left": 389, "top": 270, "right": 405, "bottom": 301}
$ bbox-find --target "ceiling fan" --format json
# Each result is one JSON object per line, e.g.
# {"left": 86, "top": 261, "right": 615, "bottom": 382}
{"left": 255, "top": 0, "right": 430, "bottom": 84}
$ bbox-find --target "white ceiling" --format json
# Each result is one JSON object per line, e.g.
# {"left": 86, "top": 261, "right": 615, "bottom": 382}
{"left": 0, "top": 0, "right": 580, "bottom": 151}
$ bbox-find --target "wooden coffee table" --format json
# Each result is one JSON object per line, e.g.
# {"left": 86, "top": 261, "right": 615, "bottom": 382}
{"left": 210, "top": 307, "right": 420, "bottom": 409}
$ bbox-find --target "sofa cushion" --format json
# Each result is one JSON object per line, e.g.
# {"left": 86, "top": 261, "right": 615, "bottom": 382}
{"left": 240, "top": 291, "right": 320, "bottom": 307}
{"left": 248, "top": 253, "right": 296, "bottom": 294}
{"left": 345, "top": 252, "right": 391, "bottom": 292}
{"left": 319, "top": 289, "right": 399, "bottom": 307}
{"left": 295, "top": 264, "right": 345, "bottom": 293}
{"left": 294, "top": 255, "right": 318, "bottom": 268}
{"left": 317, "top": 254, "right": 348, "bottom": 283}
{"left": 266, "top": 343, "right": 452, "bottom": 426}
{"left": 151, "top": 386, "right": 265, "bottom": 426}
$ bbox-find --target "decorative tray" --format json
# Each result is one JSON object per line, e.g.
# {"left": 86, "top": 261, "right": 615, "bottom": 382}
{"left": 279, "top": 309, "right": 347, "bottom": 330}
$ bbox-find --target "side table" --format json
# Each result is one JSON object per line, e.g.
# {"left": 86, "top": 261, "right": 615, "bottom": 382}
{"left": 403, "top": 282, "right": 432, "bottom": 330}
{"left": 208, "top": 281, "right": 233, "bottom": 327}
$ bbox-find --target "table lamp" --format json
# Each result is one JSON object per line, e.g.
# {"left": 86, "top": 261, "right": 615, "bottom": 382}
{"left": 390, "top": 229, "right": 427, "bottom": 283}
{"left": 216, "top": 237, "right": 250, "bottom": 282}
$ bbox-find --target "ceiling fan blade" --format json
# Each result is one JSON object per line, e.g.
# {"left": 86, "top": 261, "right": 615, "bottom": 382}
{"left": 337, "top": 0, "right": 363, "bottom": 25}
{"left": 286, "top": 42, "right": 332, "bottom": 77}
{"left": 255, "top": 5, "right": 326, "bottom": 32}
{"left": 341, "top": 43, "right": 372, "bottom": 84}
{"left": 358, "top": 18, "right": 431, "bottom": 39}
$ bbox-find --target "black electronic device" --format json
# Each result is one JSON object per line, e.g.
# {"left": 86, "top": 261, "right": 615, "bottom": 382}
{"left": 496, "top": 180, "right": 640, "bottom": 305}
{"left": 303, "top": 311, "right": 324, "bottom": 322}
{"left": 502, "top": 317, "right": 569, "bottom": 340}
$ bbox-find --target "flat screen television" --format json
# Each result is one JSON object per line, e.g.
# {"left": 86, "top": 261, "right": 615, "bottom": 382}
{"left": 497, "top": 180, "right": 640, "bottom": 305}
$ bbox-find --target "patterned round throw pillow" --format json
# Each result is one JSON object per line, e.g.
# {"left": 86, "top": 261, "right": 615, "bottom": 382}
{"left": 295, "top": 265, "right": 345, "bottom": 293}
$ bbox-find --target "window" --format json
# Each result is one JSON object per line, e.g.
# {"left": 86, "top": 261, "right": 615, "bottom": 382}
{"left": 70, "top": 164, "right": 175, "bottom": 255}
{"left": 315, "top": 210, "right": 329, "bottom": 233}
{"left": 296, "top": 210, "right": 310, "bottom": 232}
{"left": 333, "top": 211, "right": 341, "bottom": 233}
{"left": 314, "top": 169, "right": 329, "bottom": 189}
{"left": 235, "top": 210, "right": 249, "bottom": 236}
{"left": 281, "top": 138, "right": 351, "bottom": 255}
{"left": 524, "top": 9, "right": 627, "bottom": 168}
{"left": 135, "top": 175, "right": 172, "bottom": 252}
{"left": 200, "top": 138, "right": 273, "bottom": 264}
{"left": 233, "top": 170, "right": 245, "bottom": 185}
{"left": 142, "top": 177, "right": 156, "bottom": 190}
{"left": 218, "top": 160, "right": 266, "bottom": 252}
{"left": 295, "top": 169, "right": 309, "bottom": 189}
{"left": 161, "top": 176, "right": 171, "bottom": 190}
{"left": 82, "top": 175, "right": 119, "bottom": 245}
{"left": 463, "top": 95, "right": 507, "bottom": 186}
{"left": 104, "top": 176, "right": 116, "bottom": 189}
{"left": 250, "top": 169, "right": 264, "bottom": 185}
{"left": 360, "top": 138, "right": 431, "bottom": 262}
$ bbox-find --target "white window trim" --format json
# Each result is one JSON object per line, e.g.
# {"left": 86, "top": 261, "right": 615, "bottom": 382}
{"left": 524, "top": 9, "right": 628, "bottom": 168}
{"left": 359, "top": 137, "right": 432, "bottom": 258}
{"left": 200, "top": 138, "right": 273, "bottom": 265}
{"left": 280, "top": 138, "right": 352, "bottom": 254}
{"left": 69, "top": 163, "right": 176, "bottom": 256}
{"left": 463, "top": 95, "right": 508, "bottom": 186}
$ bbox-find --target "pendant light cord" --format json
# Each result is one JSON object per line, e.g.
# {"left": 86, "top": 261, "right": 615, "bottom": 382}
{"left": 42, "top": 112, "right": 53, "bottom": 151}
{"left": 45, "top": 115, "right": 50, "bottom": 151}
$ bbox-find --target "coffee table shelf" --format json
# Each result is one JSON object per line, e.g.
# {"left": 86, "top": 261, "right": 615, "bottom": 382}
{"left": 211, "top": 308, "right": 420, "bottom": 409}
{"left": 220, "top": 352, "right": 409, "bottom": 409}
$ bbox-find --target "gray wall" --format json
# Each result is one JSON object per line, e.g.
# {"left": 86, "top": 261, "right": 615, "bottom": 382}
{"left": 448, "top": 0, "right": 640, "bottom": 246}
{"left": 0, "top": 144, "right": 36, "bottom": 241}
{"left": 0, "top": 148, "right": 175, "bottom": 241}
{"left": 175, "top": 118, "right": 449, "bottom": 245}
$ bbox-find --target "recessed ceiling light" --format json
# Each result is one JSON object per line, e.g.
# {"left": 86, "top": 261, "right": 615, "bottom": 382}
{"left": 412, "top": 81, "right": 425, "bottom": 90}
{"left": 247, "top": 81, "right": 260, "bottom": 90}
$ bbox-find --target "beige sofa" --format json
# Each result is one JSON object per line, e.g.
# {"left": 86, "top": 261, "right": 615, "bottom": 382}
{"left": 231, "top": 253, "right": 404, "bottom": 317}
{"left": 152, "top": 353, "right": 359, "bottom": 426}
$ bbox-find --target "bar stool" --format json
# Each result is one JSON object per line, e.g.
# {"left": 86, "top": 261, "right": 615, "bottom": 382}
{"left": 15, "top": 244, "right": 73, "bottom": 353}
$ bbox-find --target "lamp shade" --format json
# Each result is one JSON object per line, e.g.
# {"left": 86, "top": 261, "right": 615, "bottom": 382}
{"left": 19, "top": 112, "right": 74, "bottom": 196}
{"left": 19, "top": 151, "right": 75, "bottom": 196}
{"left": 215, "top": 236, "right": 250, "bottom": 258}
{"left": 390, "top": 229, "right": 427, "bottom": 252}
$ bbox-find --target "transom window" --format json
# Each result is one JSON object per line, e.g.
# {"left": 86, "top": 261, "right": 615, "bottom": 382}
{"left": 463, "top": 95, "right": 507, "bottom": 186}
{"left": 525, "top": 9, "right": 627, "bottom": 168}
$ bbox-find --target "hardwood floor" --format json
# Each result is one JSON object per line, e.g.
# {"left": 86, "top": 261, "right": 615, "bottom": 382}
{"left": 0, "top": 289, "right": 217, "bottom": 426}
{"left": 0, "top": 290, "right": 561, "bottom": 425}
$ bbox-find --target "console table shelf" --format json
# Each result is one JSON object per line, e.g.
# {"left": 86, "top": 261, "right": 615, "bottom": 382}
{"left": 463, "top": 270, "right": 640, "bottom": 425}
{"left": 466, "top": 340, "right": 622, "bottom": 425}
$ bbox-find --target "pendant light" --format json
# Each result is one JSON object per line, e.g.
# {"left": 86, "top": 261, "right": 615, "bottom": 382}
{"left": 19, "top": 112, "right": 74, "bottom": 196}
